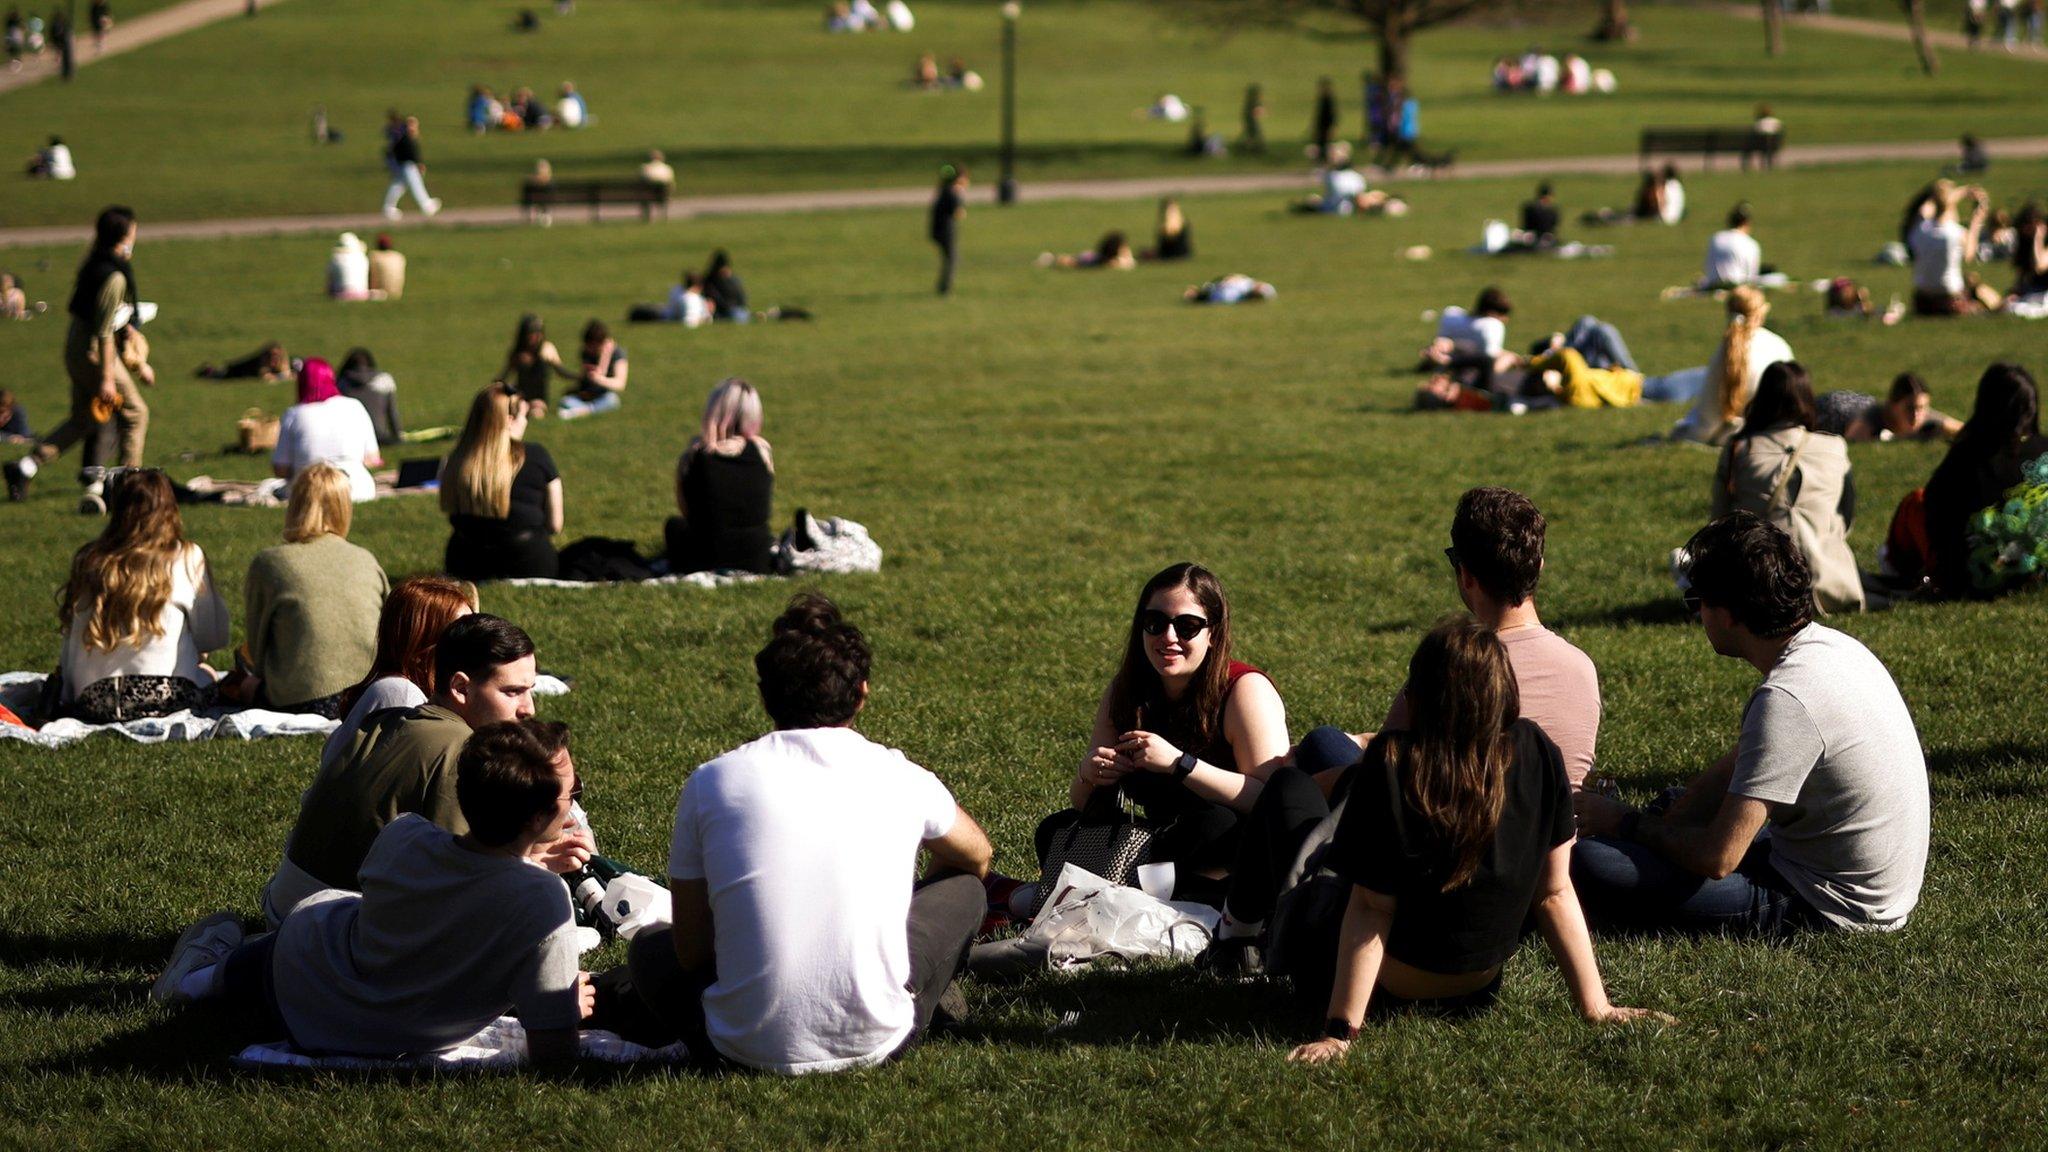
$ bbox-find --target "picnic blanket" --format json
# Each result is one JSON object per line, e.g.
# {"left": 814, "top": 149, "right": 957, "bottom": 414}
{"left": 502, "top": 515, "right": 884, "bottom": 588}
{"left": 232, "top": 1016, "right": 687, "bottom": 1072}
{"left": 182, "top": 472, "right": 435, "bottom": 508}
{"left": 0, "top": 672, "right": 571, "bottom": 750}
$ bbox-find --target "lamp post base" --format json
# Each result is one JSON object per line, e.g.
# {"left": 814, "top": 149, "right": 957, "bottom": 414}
{"left": 998, "top": 177, "right": 1018, "bottom": 204}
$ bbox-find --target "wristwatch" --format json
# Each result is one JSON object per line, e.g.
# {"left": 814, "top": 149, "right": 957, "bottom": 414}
{"left": 1324, "top": 1017, "right": 1360, "bottom": 1042}
{"left": 1172, "top": 752, "right": 1198, "bottom": 781}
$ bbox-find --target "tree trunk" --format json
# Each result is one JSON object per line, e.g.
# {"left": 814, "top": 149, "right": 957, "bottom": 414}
{"left": 1377, "top": 4, "right": 1409, "bottom": 85}
{"left": 1903, "top": 0, "right": 1939, "bottom": 73}
{"left": 1594, "top": 0, "right": 1634, "bottom": 41}
{"left": 1762, "top": 0, "right": 1784, "bottom": 54}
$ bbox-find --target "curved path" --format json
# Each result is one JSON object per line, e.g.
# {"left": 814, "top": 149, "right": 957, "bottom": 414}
{"left": 2, "top": 134, "right": 2046, "bottom": 249}
{"left": 0, "top": 0, "right": 288, "bottom": 96}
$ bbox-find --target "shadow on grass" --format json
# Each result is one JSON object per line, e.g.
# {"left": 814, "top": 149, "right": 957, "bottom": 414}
{"left": 1543, "top": 597, "right": 1694, "bottom": 631}
{"left": 423, "top": 140, "right": 1313, "bottom": 181}
{"left": 0, "top": 926, "right": 183, "bottom": 970}
{"left": 964, "top": 964, "right": 1303, "bottom": 1049}
{"left": 1927, "top": 740, "right": 2048, "bottom": 799}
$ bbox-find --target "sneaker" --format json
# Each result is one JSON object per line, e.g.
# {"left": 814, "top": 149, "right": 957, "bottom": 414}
{"left": 423, "top": 198, "right": 443, "bottom": 217}
{"left": 931, "top": 979, "right": 970, "bottom": 1031}
{"left": 382, "top": 205, "right": 402, "bottom": 221}
{"left": 1194, "top": 935, "right": 1265, "bottom": 982}
{"left": 3, "top": 459, "right": 29, "bottom": 502}
{"left": 150, "top": 911, "right": 244, "bottom": 1005}
{"left": 77, "top": 487, "right": 105, "bottom": 516}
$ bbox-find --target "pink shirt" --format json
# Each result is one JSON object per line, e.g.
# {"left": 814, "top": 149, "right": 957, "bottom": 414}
{"left": 1384, "top": 624, "right": 1602, "bottom": 787}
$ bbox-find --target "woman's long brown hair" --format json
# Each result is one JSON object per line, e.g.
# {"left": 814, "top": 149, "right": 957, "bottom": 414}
{"left": 1388, "top": 615, "right": 1519, "bottom": 892}
{"left": 1108, "top": 562, "right": 1233, "bottom": 757}
{"left": 336, "top": 576, "right": 479, "bottom": 716}
{"left": 57, "top": 469, "right": 187, "bottom": 653}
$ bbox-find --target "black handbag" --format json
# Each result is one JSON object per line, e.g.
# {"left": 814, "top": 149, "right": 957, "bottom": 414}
{"left": 1029, "top": 797, "right": 1157, "bottom": 916}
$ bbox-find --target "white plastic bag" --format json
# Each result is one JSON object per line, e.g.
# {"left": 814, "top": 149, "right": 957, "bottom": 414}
{"left": 1023, "top": 863, "right": 1219, "bottom": 970}
{"left": 597, "top": 874, "right": 672, "bottom": 940}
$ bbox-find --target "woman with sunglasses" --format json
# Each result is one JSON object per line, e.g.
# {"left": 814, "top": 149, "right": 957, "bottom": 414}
{"left": 1024, "top": 562, "right": 1289, "bottom": 907}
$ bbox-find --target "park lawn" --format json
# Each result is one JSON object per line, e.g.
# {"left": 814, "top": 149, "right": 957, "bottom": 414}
{"left": 2, "top": 158, "right": 2046, "bottom": 1148}
{"left": 3, "top": 0, "right": 2047, "bottom": 229}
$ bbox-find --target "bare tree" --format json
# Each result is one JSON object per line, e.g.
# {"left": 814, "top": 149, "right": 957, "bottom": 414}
{"left": 1593, "top": 0, "right": 1635, "bottom": 41}
{"left": 1762, "top": 0, "right": 1784, "bottom": 55}
{"left": 1185, "top": 0, "right": 1525, "bottom": 85}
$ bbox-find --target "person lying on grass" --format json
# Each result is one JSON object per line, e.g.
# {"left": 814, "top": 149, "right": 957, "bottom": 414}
{"left": 1036, "top": 230, "right": 1136, "bottom": 270}
{"left": 155, "top": 719, "right": 597, "bottom": 1069}
{"left": 1571, "top": 513, "right": 1929, "bottom": 936}
{"left": 1285, "top": 617, "right": 1671, "bottom": 1065}
{"left": 1185, "top": 274, "right": 1276, "bottom": 304}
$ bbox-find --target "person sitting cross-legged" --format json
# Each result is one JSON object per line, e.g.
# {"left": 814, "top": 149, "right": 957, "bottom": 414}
{"left": 1281, "top": 617, "right": 1671, "bottom": 1066}
{"left": 1571, "top": 513, "right": 1930, "bottom": 936}
{"left": 1202, "top": 487, "right": 1600, "bottom": 975}
{"left": 606, "top": 593, "right": 993, "bottom": 1074}
{"left": 259, "top": 612, "right": 591, "bottom": 926}
{"left": 153, "top": 719, "right": 597, "bottom": 1069}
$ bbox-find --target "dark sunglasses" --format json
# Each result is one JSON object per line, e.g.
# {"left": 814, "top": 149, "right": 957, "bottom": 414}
{"left": 1138, "top": 610, "right": 1211, "bottom": 641}
{"left": 1682, "top": 592, "right": 1703, "bottom": 620}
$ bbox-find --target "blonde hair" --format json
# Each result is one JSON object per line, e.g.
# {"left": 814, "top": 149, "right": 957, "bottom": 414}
{"left": 58, "top": 469, "right": 187, "bottom": 653}
{"left": 283, "top": 461, "right": 354, "bottom": 542}
{"left": 1715, "top": 286, "right": 1770, "bottom": 426}
{"left": 440, "top": 385, "right": 526, "bottom": 519}
{"left": 699, "top": 377, "right": 763, "bottom": 455}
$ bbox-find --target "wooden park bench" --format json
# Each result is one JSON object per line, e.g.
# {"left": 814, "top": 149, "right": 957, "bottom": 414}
{"left": 1639, "top": 127, "right": 1784, "bottom": 172}
{"left": 520, "top": 179, "right": 671, "bottom": 224}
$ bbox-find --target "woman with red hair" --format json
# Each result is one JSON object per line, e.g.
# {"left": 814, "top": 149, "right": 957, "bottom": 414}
{"left": 272, "top": 356, "right": 382, "bottom": 502}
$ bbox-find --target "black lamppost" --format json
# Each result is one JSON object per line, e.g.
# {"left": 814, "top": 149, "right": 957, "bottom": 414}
{"left": 998, "top": 1, "right": 1019, "bottom": 204}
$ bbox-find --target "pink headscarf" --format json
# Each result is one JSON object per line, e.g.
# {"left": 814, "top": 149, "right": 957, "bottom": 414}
{"left": 297, "top": 357, "right": 340, "bottom": 406}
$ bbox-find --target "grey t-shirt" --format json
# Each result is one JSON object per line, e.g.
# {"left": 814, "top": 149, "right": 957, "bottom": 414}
{"left": 1729, "top": 624, "right": 1929, "bottom": 931}
{"left": 318, "top": 676, "right": 428, "bottom": 771}
{"left": 272, "top": 815, "right": 582, "bottom": 1057}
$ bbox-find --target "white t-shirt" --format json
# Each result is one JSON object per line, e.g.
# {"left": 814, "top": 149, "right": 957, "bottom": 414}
{"left": 1323, "top": 166, "right": 1367, "bottom": 213}
{"left": 666, "top": 284, "right": 711, "bottom": 328}
{"left": 667, "top": 727, "right": 959, "bottom": 1074}
{"left": 1660, "top": 180, "right": 1686, "bottom": 225}
{"left": 61, "top": 543, "right": 230, "bottom": 700}
{"left": 1436, "top": 306, "right": 1506, "bottom": 357}
{"left": 1676, "top": 324, "right": 1795, "bottom": 444}
{"left": 273, "top": 816, "right": 582, "bottom": 1057}
{"left": 47, "top": 143, "right": 76, "bottom": 180}
{"left": 1908, "top": 218, "right": 1966, "bottom": 296}
{"left": 1701, "top": 228, "right": 1762, "bottom": 287}
{"left": 274, "top": 396, "right": 381, "bottom": 502}
{"left": 328, "top": 250, "right": 369, "bottom": 298}
{"left": 1729, "top": 624, "right": 1929, "bottom": 930}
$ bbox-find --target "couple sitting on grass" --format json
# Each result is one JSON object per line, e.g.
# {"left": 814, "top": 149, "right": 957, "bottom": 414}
{"left": 155, "top": 492, "right": 1930, "bottom": 1072}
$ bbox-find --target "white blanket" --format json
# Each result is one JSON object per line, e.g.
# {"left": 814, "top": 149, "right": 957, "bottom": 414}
{"left": 501, "top": 515, "right": 883, "bottom": 587}
{"left": 0, "top": 672, "right": 570, "bottom": 750}
{"left": 231, "top": 1016, "right": 687, "bottom": 1071}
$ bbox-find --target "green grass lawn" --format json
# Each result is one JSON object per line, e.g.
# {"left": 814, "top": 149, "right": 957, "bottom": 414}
{"left": 1, "top": 155, "right": 2045, "bottom": 1147}
{"left": 4, "top": 0, "right": 2048, "bottom": 229}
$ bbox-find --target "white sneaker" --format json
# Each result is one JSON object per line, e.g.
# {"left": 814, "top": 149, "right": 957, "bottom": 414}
{"left": 382, "top": 205, "right": 402, "bottom": 221}
{"left": 77, "top": 486, "right": 105, "bottom": 516}
{"left": 423, "top": 198, "right": 442, "bottom": 217}
{"left": 150, "top": 911, "right": 244, "bottom": 1005}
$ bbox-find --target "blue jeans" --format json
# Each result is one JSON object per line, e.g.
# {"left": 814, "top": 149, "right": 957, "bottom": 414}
{"left": 558, "top": 390, "right": 621, "bottom": 418}
{"left": 1571, "top": 833, "right": 1823, "bottom": 937}
{"left": 1564, "top": 315, "right": 1637, "bottom": 372}
{"left": 1639, "top": 365, "right": 1708, "bottom": 404}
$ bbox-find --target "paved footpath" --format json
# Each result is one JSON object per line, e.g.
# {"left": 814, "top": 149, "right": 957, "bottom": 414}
{"left": 0, "top": 0, "right": 288, "bottom": 96}
{"left": 1710, "top": 3, "right": 2048, "bottom": 58}
{"left": 3, "top": 134, "right": 2047, "bottom": 250}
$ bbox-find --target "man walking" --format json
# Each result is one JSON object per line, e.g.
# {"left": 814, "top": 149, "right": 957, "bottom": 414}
{"left": 929, "top": 164, "right": 966, "bottom": 296}
{"left": 381, "top": 115, "right": 441, "bottom": 221}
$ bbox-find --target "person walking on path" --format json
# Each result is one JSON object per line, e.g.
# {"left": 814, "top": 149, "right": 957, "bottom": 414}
{"left": 6, "top": 205, "right": 150, "bottom": 509}
{"left": 929, "top": 164, "right": 966, "bottom": 296}
{"left": 381, "top": 116, "right": 441, "bottom": 221}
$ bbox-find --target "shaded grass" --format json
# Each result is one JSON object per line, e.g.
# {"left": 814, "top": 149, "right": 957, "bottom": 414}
{"left": 0, "top": 158, "right": 2045, "bottom": 1147}
{"left": 4, "top": 0, "right": 2048, "bottom": 228}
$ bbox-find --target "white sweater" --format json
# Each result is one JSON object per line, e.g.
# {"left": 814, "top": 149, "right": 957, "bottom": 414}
{"left": 61, "top": 543, "right": 230, "bottom": 699}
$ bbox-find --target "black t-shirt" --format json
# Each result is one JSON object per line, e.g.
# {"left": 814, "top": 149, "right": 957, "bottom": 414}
{"left": 1925, "top": 434, "right": 2048, "bottom": 597}
{"left": 392, "top": 133, "right": 422, "bottom": 166}
{"left": 1327, "top": 718, "right": 1574, "bottom": 974}
{"left": 1521, "top": 201, "right": 1559, "bottom": 239}
{"left": 930, "top": 187, "right": 961, "bottom": 241}
{"left": 451, "top": 442, "right": 558, "bottom": 538}
{"left": 705, "top": 273, "right": 748, "bottom": 316}
{"left": 1155, "top": 225, "right": 1193, "bottom": 261}
{"left": 570, "top": 345, "right": 626, "bottom": 402}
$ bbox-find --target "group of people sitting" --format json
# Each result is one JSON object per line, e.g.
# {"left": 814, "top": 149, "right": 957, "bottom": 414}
{"left": 627, "top": 249, "right": 805, "bottom": 328}
{"left": 491, "top": 314, "right": 629, "bottom": 421}
{"left": 324, "top": 231, "right": 406, "bottom": 302}
{"left": 23, "top": 134, "right": 74, "bottom": 179}
{"left": 1581, "top": 164, "right": 1685, "bottom": 228}
{"left": 826, "top": 0, "right": 914, "bottom": 33}
{"left": 1292, "top": 143, "right": 1407, "bottom": 217}
{"left": 149, "top": 484, "right": 1944, "bottom": 1072}
{"left": 1489, "top": 49, "right": 1616, "bottom": 95}
{"left": 1037, "top": 199, "right": 1195, "bottom": 269}
{"left": 1901, "top": 181, "right": 2048, "bottom": 317}
{"left": 466, "top": 82, "right": 588, "bottom": 134}
{"left": 910, "top": 52, "right": 979, "bottom": 91}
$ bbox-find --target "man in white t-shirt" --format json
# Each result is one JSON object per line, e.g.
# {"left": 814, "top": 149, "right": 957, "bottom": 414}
{"left": 1908, "top": 181, "right": 1998, "bottom": 316}
{"left": 1699, "top": 204, "right": 1762, "bottom": 289}
{"left": 153, "top": 718, "right": 596, "bottom": 1068}
{"left": 1572, "top": 513, "right": 1930, "bottom": 936}
{"left": 615, "top": 594, "right": 993, "bottom": 1073}
{"left": 1423, "top": 286, "right": 1519, "bottom": 384}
